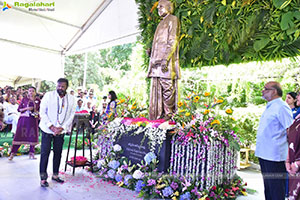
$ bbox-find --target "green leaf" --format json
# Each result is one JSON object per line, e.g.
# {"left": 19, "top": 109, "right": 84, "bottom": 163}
{"left": 293, "top": 11, "right": 300, "bottom": 20}
{"left": 280, "top": 12, "right": 294, "bottom": 31}
{"left": 273, "top": 0, "right": 292, "bottom": 9}
{"left": 254, "top": 37, "right": 271, "bottom": 52}
{"left": 287, "top": 27, "right": 297, "bottom": 35}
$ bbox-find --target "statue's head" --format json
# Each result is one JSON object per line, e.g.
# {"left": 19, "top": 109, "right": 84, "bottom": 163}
{"left": 158, "top": 0, "right": 173, "bottom": 17}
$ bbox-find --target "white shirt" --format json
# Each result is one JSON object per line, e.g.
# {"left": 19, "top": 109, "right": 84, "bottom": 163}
{"left": 255, "top": 98, "right": 293, "bottom": 161}
{"left": 3, "top": 102, "right": 19, "bottom": 121}
{"left": 39, "top": 90, "right": 76, "bottom": 134}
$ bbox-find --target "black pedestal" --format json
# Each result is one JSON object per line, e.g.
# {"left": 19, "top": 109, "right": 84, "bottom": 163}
{"left": 64, "top": 114, "right": 93, "bottom": 175}
{"left": 114, "top": 129, "right": 172, "bottom": 172}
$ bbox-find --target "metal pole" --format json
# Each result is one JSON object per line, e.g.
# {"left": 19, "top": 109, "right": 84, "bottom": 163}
{"left": 83, "top": 52, "right": 88, "bottom": 90}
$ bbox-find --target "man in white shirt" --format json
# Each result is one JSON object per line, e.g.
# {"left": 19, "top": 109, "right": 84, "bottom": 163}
{"left": 3, "top": 96, "right": 19, "bottom": 135}
{"left": 255, "top": 81, "right": 293, "bottom": 200}
{"left": 39, "top": 78, "right": 76, "bottom": 187}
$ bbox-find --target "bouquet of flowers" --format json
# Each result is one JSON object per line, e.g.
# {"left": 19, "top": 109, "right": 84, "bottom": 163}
{"left": 172, "top": 91, "right": 240, "bottom": 150}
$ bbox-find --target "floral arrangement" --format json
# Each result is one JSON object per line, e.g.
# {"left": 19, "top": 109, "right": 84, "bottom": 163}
{"left": 0, "top": 142, "right": 10, "bottom": 157}
{"left": 0, "top": 143, "right": 41, "bottom": 157}
{"left": 116, "top": 96, "right": 148, "bottom": 119}
{"left": 171, "top": 91, "right": 240, "bottom": 150}
{"left": 71, "top": 156, "right": 87, "bottom": 165}
{"left": 95, "top": 144, "right": 247, "bottom": 200}
{"left": 107, "top": 117, "right": 175, "bottom": 152}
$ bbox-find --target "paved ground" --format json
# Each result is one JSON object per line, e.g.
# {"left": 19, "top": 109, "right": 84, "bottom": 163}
{"left": 0, "top": 150, "right": 265, "bottom": 200}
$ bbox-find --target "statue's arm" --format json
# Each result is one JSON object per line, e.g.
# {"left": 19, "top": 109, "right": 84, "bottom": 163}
{"left": 165, "top": 17, "right": 180, "bottom": 63}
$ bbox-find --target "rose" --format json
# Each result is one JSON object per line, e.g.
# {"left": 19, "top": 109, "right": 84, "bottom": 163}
{"left": 113, "top": 144, "right": 122, "bottom": 152}
{"left": 132, "top": 170, "right": 144, "bottom": 179}
{"left": 144, "top": 152, "right": 157, "bottom": 165}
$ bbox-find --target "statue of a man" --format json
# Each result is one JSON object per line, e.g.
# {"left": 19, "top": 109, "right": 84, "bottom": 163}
{"left": 147, "top": 0, "right": 180, "bottom": 120}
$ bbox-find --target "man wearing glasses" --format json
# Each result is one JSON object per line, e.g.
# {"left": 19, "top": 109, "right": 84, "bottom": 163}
{"left": 255, "top": 81, "right": 293, "bottom": 200}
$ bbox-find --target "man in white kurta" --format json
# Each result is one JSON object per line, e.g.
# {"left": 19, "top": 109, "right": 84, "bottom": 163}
{"left": 39, "top": 78, "right": 76, "bottom": 187}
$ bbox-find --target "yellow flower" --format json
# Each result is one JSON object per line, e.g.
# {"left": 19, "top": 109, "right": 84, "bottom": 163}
{"left": 203, "top": 110, "right": 210, "bottom": 115}
{"left": 178, "top": 102, "right": 183, "bottom": 107}
{"left": 211, "top": 119, "right": 220, "bottom": 126}
{"left": 131, "top": 106, "right": 137, "bottom": 110}
{"left": 225, "top": 108, "right": 233, "bottom": 114}
{"left": 174, "top": 191, "right": 179, "bottom": 196}
{"left": 200, "top": 16, "right": 204, "bottom": 23}
{"left": 194, "top": 96, "right": 200, "bottom": 101}
{"left": 108, "top": 113, "right": 113, "bottom": 118}
{"left": 116, "top": 181, "right": 124, "bottom": 187}
{"left": 216, "top": 99, "right": 224, "bottom": 103}
{"left": 117, "top": 99, "right": 125, "bottom": 105}
{"left": 185, "top": 112, "right": 191, "bottom": 117}
{"left": 137, "top": 122, "right": 142, "bottom": 126}
{"left": 179, "top": 109, "right": 186, "bottom": 113}
{"left": 204, "top": 92, "right": 210, "bottom": 97}
{"left": 156, "top": 184, "right": 166, "bottom": 189}
{"left": 172, "top": 197, "right": 177, "bottom": 200}
{"left": 231, "top": 117, "right": 236, "bottom": 121}
{"left": 241, "top": 191, "right": 247, "bottom": 196}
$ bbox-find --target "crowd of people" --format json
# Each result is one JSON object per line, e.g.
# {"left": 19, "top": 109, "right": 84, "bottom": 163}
{"left": 0, "top": 82, "right": 117, "bottom": 161}
{"left": 0, "top": 78, "right": 118, "bottom": 187}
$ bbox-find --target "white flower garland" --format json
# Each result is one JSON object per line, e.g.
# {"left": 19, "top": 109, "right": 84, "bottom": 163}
{"left": 170, "top": 136, "right": 238, "bottom": 190}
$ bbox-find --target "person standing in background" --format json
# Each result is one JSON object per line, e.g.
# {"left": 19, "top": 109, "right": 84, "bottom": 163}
{"left": 9, "top": 86, "right": 40, "bottom": 160}
{"left": 255, "top": 81, "right": 293, "bottom": 200}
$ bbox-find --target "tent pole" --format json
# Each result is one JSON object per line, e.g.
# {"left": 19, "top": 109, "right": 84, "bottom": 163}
{"left": 83, "top": 52, "right": 88, "bottom": 90}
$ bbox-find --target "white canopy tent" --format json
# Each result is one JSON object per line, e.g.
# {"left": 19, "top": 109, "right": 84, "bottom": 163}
{"left": 0, "top": 0, "right": 140, "bottom": 87}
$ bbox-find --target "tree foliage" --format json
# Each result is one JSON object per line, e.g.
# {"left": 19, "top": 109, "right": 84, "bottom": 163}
{"left": 63, "top": 43, "right": 134, "bottom": 90}
{"left": 135, "top": 0, "right": 300, "bottom": 68}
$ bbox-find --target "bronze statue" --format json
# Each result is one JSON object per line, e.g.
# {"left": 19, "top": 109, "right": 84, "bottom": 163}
{"left": 147, "top": 0, "right": 181, "bottom": 120}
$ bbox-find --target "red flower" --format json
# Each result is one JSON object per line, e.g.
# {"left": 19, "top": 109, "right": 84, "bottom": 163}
{"left": 212, "top": 186, "right": 217, "bottom": 190}
{"left": 244, "top": 182, "right": 247, "bottom": 186}
{"left": 205, "top": 198, "right": 210, "bottom": 200}
{"left": 232, "top": 187, "right": 239, "bottom": 192}
{"left": 224, "top": 193, "right": 228, "bottom": 197}
{"left": 225, "top": 188, "right": 230, "bottom": 192}
{"left": 242, "top": 188, "right": 246, "bottom": 192}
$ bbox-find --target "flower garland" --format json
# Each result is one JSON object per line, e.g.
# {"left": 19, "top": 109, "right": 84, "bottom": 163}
{"left": 94, "top": 144, "right": 247, "bottom": 200}
{"left": 169, "top": 136, "right": 238, "bottom": 190}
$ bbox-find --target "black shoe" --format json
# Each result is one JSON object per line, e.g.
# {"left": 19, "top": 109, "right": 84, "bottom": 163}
{"left": 52, "top": 176, "right": 64, "bottom": 183}
{"left": 40, "top": 180, "right": 49, "bottom": 187}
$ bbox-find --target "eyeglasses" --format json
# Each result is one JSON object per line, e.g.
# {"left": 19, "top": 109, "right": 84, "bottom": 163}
{"left": 263, "top": 87, "right": 275, "bottom": 91}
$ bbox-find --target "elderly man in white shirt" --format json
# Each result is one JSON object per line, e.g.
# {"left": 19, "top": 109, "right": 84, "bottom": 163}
{"left": 3, "top": 96, "right": 19, "bottom": 135}
{"left": 39, "top": 78, "right": 76, "bottom": 187}
{"left": 255, "top": 81, "right": 293, "bottom": 200}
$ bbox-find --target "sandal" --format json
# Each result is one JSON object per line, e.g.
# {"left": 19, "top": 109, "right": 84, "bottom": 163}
{"left": 40, "top": 180, "right": 49, "bottom": 187}
{"left": 8, "top": 153, "right": 14, "bottom": 161}
{"left": 29, "top": 152, "right": 36, "bottom": 159}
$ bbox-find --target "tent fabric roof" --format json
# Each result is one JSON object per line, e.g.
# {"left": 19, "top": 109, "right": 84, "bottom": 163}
{"left": 0, "top": 0, "right": 140, "bottom": 86}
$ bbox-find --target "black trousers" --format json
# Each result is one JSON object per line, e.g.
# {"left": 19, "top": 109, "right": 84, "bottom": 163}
{"left": 39, "top": 130, "right": 64, "bottom": 180}
{"left": 259, "top": 158, "right": 286, "bottom": 200}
